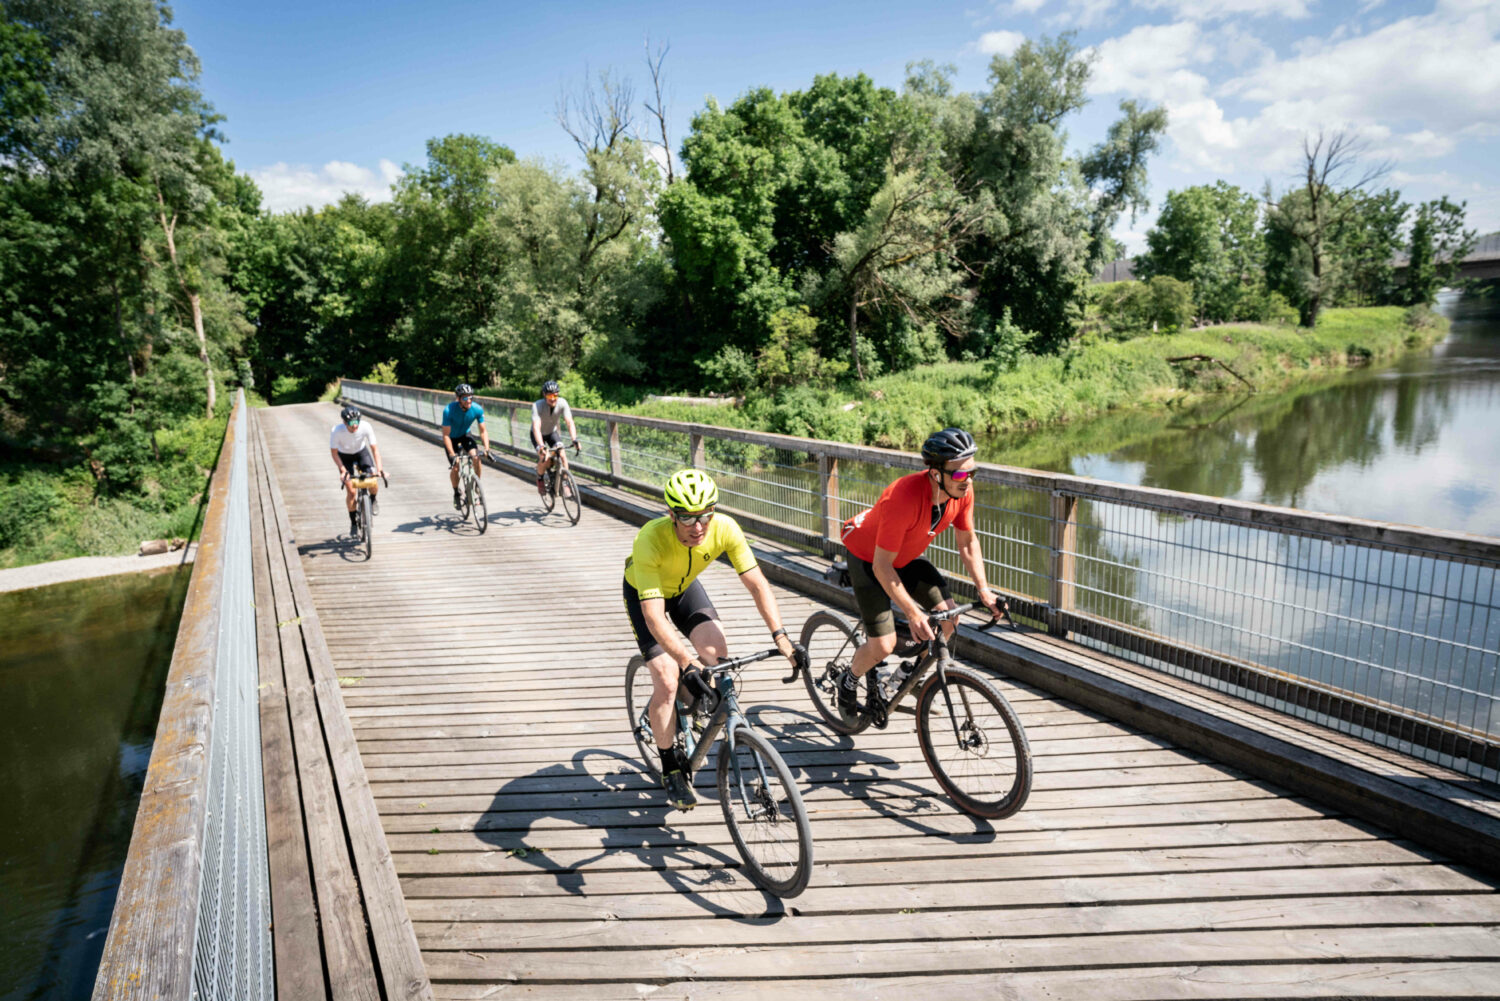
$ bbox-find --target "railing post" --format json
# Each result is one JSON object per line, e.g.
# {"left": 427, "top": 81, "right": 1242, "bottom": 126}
{"left": 507, "top": 404, "right": 516, "bottom": 449}
{"left": 819, "top": 453, "right": 840, "bottom": 557}
{"left": 608, "top": 419, "right": 623, "bottom": 478}
{"left": 689, "top": 431, "right": 705, "bottom": 469}
{"left": 1048, "top": 490, "right": 1078, "bottom": 637}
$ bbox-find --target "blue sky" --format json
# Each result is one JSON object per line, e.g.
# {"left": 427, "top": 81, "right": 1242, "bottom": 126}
{"left": 173, "top": 0, "right": 1499, "bottom": 249}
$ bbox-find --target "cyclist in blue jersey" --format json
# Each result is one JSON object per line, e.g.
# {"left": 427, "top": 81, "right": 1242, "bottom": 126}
{"left": 442, "top": 383, "right": 492, "bottom": 510}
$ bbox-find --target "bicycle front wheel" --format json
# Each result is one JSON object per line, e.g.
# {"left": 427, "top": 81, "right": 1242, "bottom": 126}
{"left": 560, "top": 469, "right": 581, "bottom": 524}
{"left": 799, "top": 611, "right": 873, "bottom": 735}
{"left": 471, "top": 477, "right": 487, "bottom": 533}
{"left": 624, "top": 656, "right": 661, "bottom": 783}
{"left": 716, "top": 727, "right": 813, "bottom": 898}
{"left": 359, "top": 492, "right": 373, "bottom": 561}
{"left": 915, "top": 663, "right": 1032, "bottom": 819}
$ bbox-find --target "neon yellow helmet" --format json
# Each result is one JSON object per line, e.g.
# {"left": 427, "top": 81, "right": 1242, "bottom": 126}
{"left": 663, "top": 469, "right": 719, "bottom": 511}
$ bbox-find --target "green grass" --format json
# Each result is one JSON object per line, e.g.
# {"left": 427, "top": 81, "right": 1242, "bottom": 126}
{"left": 603, "top": 306, "right": 1445, "bottom": 451}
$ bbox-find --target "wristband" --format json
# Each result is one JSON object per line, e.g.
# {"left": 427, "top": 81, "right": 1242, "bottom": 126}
{"left": 770, "top": 628, "right": 788, "bottom": 641}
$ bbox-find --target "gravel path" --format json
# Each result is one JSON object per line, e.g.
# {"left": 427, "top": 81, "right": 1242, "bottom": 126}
{"left": 0, "top": 544, "right": 197, "bottom": 594}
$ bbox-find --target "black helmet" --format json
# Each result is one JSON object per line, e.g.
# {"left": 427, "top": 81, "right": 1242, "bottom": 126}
{"left": 542, "top": 380, "right": 560, "bottom": 395}
{"left": 454, "top": 383, "right": 473, "bottom": 398}
{"left": 921, "top": 427, "right": 977, "bottom": 467}
{"left": 340, "top": 405, "right": 361, "bottom": 424}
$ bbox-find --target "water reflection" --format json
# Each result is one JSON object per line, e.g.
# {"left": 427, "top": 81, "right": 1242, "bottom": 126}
{"left": 998, "top": 289, "right": 1500, "bottom": 537}
{"left": 0, "top": 567, "right": 190, "bottom": 1001}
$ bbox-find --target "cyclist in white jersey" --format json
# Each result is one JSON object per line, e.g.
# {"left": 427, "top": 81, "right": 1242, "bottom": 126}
{"left": 330, "top": 405, "right": 386, "bottom": 536}
{"left": 531, "top": 379, "right": 579, "bottom": 497}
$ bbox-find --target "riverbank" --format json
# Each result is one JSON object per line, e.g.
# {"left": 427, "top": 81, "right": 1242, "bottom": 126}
{"left": 0, "top": 544, "right": 197, "bottom": 594}
{"left": 595, "top": 306, "right": 1446, "bottom": 449}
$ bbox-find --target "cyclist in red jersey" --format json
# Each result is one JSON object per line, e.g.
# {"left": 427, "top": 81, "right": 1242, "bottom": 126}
{"left": 836, "top": 428, "right": 1004, "bottom": 711}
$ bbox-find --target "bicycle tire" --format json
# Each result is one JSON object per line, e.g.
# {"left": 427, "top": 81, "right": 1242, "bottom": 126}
{"left": 460, "top": 472, "right": 473, "bottom": 521}
{"left": 716, "top": 727, "right": 813, "bottom": 898}
{"left": 624, "top": 656, "right": 662, "bottom": 783}
{"left": 471, "top": 477, "right": 487, "bottom": 533}
{"left": 915, "top": 663, "right": 1032, "bottom": 819}
{"left": 542, "top": 464, "right": 557, "bottom": 513}
{"left": 359, "top": 492, "right": 373, "bottom": 561}
{"left": 560, "top": 469, "right": 581, "bottom": 524}
{"left": 798, "top": 611, "right": 875, "bottom": 735}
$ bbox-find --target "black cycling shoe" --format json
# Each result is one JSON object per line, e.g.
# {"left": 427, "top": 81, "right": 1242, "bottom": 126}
{"left": 662, "top": 769, "right": 697, "bottom": 811}
{"left": 452, "top": 489, "right": 462, "bottom": 511}
{"left": 836, "top": 669, "right": 861, "bottom": 715}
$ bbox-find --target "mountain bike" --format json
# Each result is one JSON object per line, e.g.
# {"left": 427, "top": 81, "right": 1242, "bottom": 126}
{"left": 454, "top": 448, "right": 488, "bottom": 533}
{"left": 792, "top": 569, "right": 1032, "bottom": 820}
{"left": 625, "top": 648, "right": 814, "bottom": 897}
{"left": 346, "top": 468, "right": 386, "bottom": 561}
{"left": 540, "top": 440, "right": 581, "bottom": 524}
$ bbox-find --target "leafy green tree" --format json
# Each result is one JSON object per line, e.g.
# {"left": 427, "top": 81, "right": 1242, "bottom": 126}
{"left": 1081, "top": 99, "right": 1168, "bottom": 269}
{"left": 1329, "top": 188, "right": 1407, "bottom": 306}
{"left": 1401, "top": 196, "right": 1475, "bottom": 306}
{"left": 1137, "top": 182, "right": 1261, "bottom": 322}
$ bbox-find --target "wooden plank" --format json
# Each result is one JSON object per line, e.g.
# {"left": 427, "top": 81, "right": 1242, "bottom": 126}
{"left": 252, "top": 421, "right": 382, "bottom": 1001}
{"left": 249, "top": 418, "right": 328, "bottom": 1001}
{"left": 258, "top": 418, "right": 435, "bottom": 1001}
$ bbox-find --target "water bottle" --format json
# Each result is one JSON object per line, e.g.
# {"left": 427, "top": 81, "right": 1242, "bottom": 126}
{"left": 881, "top": 661, "right": 915, "bottom": 701}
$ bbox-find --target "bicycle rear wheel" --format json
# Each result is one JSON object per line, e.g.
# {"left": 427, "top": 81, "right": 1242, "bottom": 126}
{"left": 624, "top": 656, "right": 661, "bottom": 782}
{"left": 470, "top": 476, "right": 487, "bottom": 533}
{"left": 799, "top": 611, "right": 874, "bottom": 735}
{"left": 542, "top": 464, "right": 557, "bottom": 512}
{"left": 915, "top": 663, "right": 1031, "bottom": 819}
{"left": 560, "top": 469, "right": 581, "bottom": 524}
{"left": 359, "top": 492, "right": 373, "bottom": 561}
{"left": 716, "top": 727, "right": 813, "bottom": 898}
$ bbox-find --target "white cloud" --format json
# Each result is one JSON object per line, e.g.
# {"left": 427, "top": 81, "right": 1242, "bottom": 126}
{"left": 1135, "top": 0, "right": 1311, "bottom": 19}
{"left": 1088, "top": 22, "right": 1210, "bottom": 101}
{"left": 976, "top": 30, "right": 1027, "bottom": 56}
{"left": 249, "top": 159, "right": 403, "bottom": 213}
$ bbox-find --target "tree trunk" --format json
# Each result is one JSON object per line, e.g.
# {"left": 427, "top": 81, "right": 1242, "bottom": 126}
{"left": 156, "top": 185, "right": 215, "bottom": 417}
{"left": 848, "top": 295, "right": 864, "bottom": 381}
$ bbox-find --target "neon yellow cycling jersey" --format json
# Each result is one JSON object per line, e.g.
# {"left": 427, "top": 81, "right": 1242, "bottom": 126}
{"left": 624, "top": 513, "right": 758, "bottom": 601}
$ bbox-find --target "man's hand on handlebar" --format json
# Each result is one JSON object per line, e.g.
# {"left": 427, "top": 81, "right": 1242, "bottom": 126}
{"left": 908, "top": 610, "right": 937, "bottom": 643}
{"left": 977, "top": 586, "right": 1007, "bottom": 623}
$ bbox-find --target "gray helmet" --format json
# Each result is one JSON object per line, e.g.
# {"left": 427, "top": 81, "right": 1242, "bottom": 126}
{"left": 454, "top": 383, "right": 473, "bottom": 398}
{"left": 542, "top": 380, "right": 560, "bottom": 395}
{"left": 920, "top": 427, "right": 977, "bottom": 467}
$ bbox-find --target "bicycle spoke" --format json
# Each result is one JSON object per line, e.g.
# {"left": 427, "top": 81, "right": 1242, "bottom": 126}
{"left": 717, "top": 728, "right": 812, "bottom": 897}
{"left": 916, "top": 666, "right": 1032, "bottom": 820}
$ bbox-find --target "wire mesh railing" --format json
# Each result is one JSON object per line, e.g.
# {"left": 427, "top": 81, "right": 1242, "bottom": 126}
{"left": 341, "top": 379, "right": 1500, "bottom": 782}
{"left": 94, "top": 390, "right": 272, "bottom": 1001}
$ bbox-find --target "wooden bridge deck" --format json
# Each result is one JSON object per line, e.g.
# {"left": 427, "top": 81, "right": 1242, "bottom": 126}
{"left": 255, "top": 401, "right": 1500, "bottom": 999}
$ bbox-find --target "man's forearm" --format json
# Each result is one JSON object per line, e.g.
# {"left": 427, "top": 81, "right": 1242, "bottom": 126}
{"left": 961, "top": 541, "right": 991, "bottom": 592}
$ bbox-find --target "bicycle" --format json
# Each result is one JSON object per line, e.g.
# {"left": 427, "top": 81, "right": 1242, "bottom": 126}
{"left": 625, "top": 648, "right": 814, "bottom": 897}
{"left": 453, "top": 448, "right": 488, "bottom": 533}
{"left": 344, "top": 468, "right": 386, "bottom": 561}
{"left": 791, "top": 565, "right": 1032, "bottom": 820}
{"left": 539, "top": 440, "right": 581, "bottom": 524}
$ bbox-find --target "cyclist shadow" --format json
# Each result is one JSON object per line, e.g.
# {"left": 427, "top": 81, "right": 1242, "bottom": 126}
{"left": 388, "top": 514, "right": 478, "bottom": 536}
{"left": 745, "top": 702, "right": 998, "bottom": 843}
{"left": 478, "top": 747, "right": 789, "bottom": 919}
{"left": 296, "top": 537, "right": 375, "bottom": 563}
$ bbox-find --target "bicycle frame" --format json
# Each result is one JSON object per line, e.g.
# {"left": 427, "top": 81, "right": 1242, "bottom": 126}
{"left": 678, "top": 651, "right": 783, "bottom": 820}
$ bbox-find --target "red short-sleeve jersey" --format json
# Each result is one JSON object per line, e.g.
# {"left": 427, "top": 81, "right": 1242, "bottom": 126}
{"left": 841, "top": 471, "right": 975, "bottom": 567}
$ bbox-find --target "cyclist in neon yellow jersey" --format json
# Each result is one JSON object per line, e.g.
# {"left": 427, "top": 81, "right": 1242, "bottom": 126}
{"left": 623, "top": 469, "right": 805, "bottom": 810}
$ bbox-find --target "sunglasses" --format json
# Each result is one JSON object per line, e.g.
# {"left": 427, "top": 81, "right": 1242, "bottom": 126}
{"left": 345, "top": 418, "right": 361, "bottom": 426}
{"left": 946, "top": 467, "right": 974, "bottom": 481}
{"left": 670, "top": 509, "right": 715, "bottom": 526}
{"left": 457, "top": 396, "right": 473, "bottom": 404}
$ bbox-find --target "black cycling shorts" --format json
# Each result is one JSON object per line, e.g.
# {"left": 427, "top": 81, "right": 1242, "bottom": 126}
{"left": 338, "top": 448, "right": 375, "bottom": 477}
{"left": 847, "top": 555, "right": 950, "bottom": 638}
{"left": 447, "top": 434, "right": 480, "bottom": 459}
{"left": 623, "top": 577, "right": 720, "bottom": 660}
{"left": 532, "top": 429, "right": 563, "bottom": 451}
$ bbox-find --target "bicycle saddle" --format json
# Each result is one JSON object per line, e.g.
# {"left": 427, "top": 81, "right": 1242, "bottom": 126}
{"left": 823, "top": 560, "right": 851, "bottom": 588}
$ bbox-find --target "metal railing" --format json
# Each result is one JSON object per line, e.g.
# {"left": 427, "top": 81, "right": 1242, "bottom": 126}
{"left": 343, "top": 379, "right": 1500, "bottom": 782}
{"left": 93, "top": 390, "right": 272, "bottom": 1001}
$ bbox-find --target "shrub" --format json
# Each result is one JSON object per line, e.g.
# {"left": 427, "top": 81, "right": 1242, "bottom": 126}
{"left": 1097, "top": 276, "right": 1195, "bottom": 338}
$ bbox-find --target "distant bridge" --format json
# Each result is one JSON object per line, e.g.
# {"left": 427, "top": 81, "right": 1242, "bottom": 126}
{"left": 1095, "top": 230, "right": 1500, "bottom": 284}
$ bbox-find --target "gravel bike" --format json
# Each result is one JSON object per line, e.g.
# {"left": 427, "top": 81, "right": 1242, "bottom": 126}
{"left": 345, "top": 468, "right": 386, "bottom": 561}
{"left": 625, "top": 648, "right": 814, "bottom": 897}
{"left": 540, "top": 440, "right": 581, "bottom": 524}
{"left": 454, "top": 448, "right": 488, "bottom": 533}
{"left": 793, "top": 566, "right": 1032, "bottom": 820}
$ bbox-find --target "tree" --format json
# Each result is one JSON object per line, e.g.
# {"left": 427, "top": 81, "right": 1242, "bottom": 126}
{"left": 1081, "top": 99, "right": 1168, "bottom": 269}
{"left": 1265, "top": 130, "right": 1390, "bottom": 326}
{"left": 1137, "top": 182, "right": 1261, "bottom": 323}
{"left": 1401, "top": 196, "right": 1475, "bottom": 306}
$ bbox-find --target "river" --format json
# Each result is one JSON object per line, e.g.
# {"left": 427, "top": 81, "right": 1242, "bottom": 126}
{"left": 991, "top": 289, "right": 1500, "bottom": 538}
{"left": 0, "top": 568, "right": 189, "bottom": 1001}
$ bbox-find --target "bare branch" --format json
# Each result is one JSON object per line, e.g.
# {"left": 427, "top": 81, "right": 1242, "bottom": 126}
{"left": 643, "top": 36, "right": 675, "bottom": 184}
{"left": 556, "top": 66, "right": 635, "bottom": 156}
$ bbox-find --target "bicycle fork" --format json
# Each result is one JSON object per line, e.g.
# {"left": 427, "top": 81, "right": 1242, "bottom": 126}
{"left": 724, "top": 715, "right": 779, "bottom": 823}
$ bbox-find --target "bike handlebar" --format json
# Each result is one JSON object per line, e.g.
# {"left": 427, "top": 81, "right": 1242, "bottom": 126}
{"left": 702, "top": 647, "right": 781, "bottom": 674}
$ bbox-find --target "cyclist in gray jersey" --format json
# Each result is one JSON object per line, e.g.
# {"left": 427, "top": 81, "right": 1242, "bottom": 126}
{"left": 532, "top": 379, "right": 579, "bottom": 496}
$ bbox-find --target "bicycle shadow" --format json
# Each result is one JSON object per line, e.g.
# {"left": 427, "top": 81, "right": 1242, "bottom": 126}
{"left": 296, "top": 536, "right": 374, "bottom": 563}
{"left": 477, "top": 747, "right": 788, "bottom": 919}
{"left": 744, "top": 702, "right": 998, "bottom": 843}
{"left": 387, "top": 514, "right": 478, "bottom": 537}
